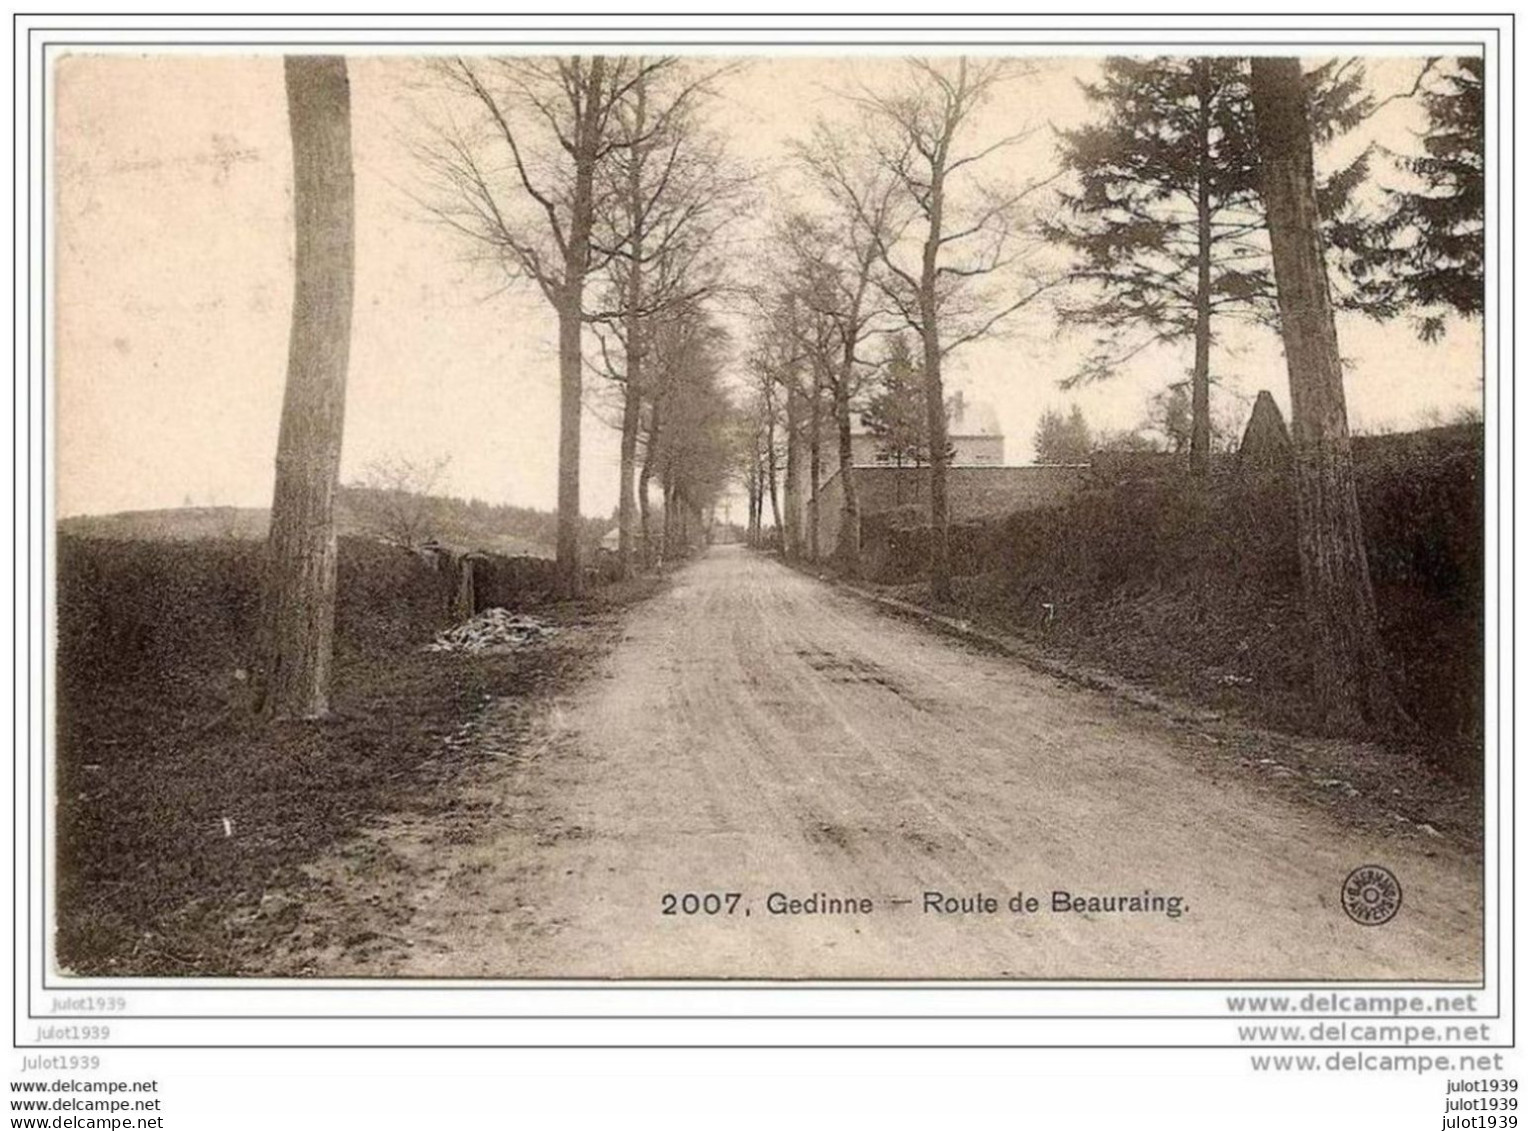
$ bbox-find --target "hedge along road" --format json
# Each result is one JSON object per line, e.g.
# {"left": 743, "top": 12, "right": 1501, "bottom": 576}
{"left": 294, "top": 544, "right": 1481, "bottom": 980}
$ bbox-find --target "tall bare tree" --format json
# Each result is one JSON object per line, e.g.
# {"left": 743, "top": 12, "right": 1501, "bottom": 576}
{"left": 637, "top": 297, "right": 725, "bottom": 563}
{"left": 739, "top": 385, "right": 782, "bottom": 547}
{"left": 1250, "top": 57, "right": 1397, "bottom": 730}
{"left": 781, "top": 290, "right": 836, "bottom": 564}
{"left": 647, "top": 309, "right": 735, "bottom": 557}
{"left": 589, "top": 62, "right": 735, "bottom": 579}
{"left": 742, "top": 284, "right": 812, "bottom": 560}
{"left": 743, "top": 341, "right": 786, "bottom": 546}
{"left": 854, "top": 58, "right": 1055, "bottom": 600}
{"left": 252, "top": 56, "right": 355, "bottom": 720}
{"left": 786, "top": 131, "right": 902, "bottom": 575}
{"left": 421, "top": 56, "right": 672, "bottom": 597}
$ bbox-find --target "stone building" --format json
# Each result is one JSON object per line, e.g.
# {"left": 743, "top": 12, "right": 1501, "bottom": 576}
{"left": 848, "top": 391, "right": 1006, "bottom": 468}
{"left": 813, "top": 395, "right": 1087, "bottom": 561}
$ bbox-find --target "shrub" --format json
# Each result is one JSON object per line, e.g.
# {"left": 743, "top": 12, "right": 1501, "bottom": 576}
{"left": 861, "top": 507, "right": 991, "bottom": 585}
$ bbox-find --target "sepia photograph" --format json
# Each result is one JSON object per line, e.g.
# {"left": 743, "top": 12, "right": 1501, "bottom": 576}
{"left": 49, "top": 46, "right": 1486, "bottom": 983}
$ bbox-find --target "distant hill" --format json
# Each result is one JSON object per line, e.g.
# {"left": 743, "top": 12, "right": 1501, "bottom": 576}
{"left": 59, "top": 506, "right": 271, "bottom": 543}
{"left": 58, "top": 490, "right": 614, "bottom": 560}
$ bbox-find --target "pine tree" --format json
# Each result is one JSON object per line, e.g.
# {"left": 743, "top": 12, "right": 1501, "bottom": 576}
{"left": 1050, "top": 58, "right": 1266, "bottom": 476}
{"left": 1033, "top": 405, "right": 1093, "bottom": 464}
{"left": 1341, "top": 56, "right": 1484, "bottom": 340}
{"left": 1051, "top": 57, "right": 1375, "bottom": 475}
{"left": 425, "top": 58, "right": 682, "bottom": 598}
{"left": 861, "top": 335, "right": 937, "bottom": 467}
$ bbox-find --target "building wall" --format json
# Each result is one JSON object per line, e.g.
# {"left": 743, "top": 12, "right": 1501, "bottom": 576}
{"left": 848, "top": 433, "right": 1005, "bottom": 468}
{"left": 848, "top": 433, "right": 883, "bottom": 467}
{"left": 953, "top": 435, "right": 1004, "bottom": 466}
{"left": 816, "top": 471, "right": 847, "bottom": 557}
{"left": 814, "top": 464, "right": 1087, "bottom": 559}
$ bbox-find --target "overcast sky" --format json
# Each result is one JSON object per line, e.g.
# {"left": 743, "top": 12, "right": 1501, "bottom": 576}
{"left": 54, "top": 53, "right": 1482, "bottom": 519}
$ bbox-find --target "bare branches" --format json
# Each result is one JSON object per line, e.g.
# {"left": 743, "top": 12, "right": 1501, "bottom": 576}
{"left": 940, "top": 275, "right": 1063, "bottom": 356}
{"left": 1359, "top": 56, "right": 1441, "bottom": 121}
{"left": 586, "top": 60, "right": 746, "bottom": 397}
{"left": 841, "top": 57, "right": 1060, "bottom": 360}
{"left": 346, "top": 453, "right": 453, "bottom": 550}
{"left": 414, "top": 55, "right": 714, "bottom": 302}
{"left": 439, "top": 57, "right": 570, "bottom": 264}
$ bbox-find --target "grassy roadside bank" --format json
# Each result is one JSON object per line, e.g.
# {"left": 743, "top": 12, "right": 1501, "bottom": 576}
{"left": 55, "top": 553, "right": 666, "bottom": 977}
{"left": 774, "top": 550, "right": 1482, "bottom": 854}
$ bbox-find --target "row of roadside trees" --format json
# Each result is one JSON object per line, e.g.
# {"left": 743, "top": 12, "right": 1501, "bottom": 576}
{"left": 417, "top": 56, "right": 744, "bottom": 591}
{"left": 254, "top": 55, "right": 746, "bottom": 719}
{"left": 740, "top": 60, "right": 1054, "bottom": 579}
{"left": 735, "top": 54, "right": 1481, "bottom": 732}
{"left": 253, "top": 53, "right": 1482, "bottom": 736}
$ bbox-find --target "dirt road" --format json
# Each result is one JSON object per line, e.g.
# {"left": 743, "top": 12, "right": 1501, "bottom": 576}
{"left": 285, "top": 546, "right": 1481, "bottom": 980}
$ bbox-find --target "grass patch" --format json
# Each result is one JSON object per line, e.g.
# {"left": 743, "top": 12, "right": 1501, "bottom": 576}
{"left": 848, "top": 425, "right": 1484, "bottom": 780}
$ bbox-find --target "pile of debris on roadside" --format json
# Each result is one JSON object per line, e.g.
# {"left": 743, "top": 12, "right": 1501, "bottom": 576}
{"left": 423, "top": 607, "right": 559, "bottom": 654}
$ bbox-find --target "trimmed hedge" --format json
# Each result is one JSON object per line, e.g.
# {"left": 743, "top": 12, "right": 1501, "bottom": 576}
{"left": 55, "top": 535, "right": 582, "bottom": 710}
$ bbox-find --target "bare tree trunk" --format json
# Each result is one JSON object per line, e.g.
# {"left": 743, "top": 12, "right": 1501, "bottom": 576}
{"left": 746, "top": 462, "right": 758, "bottom": 545}
{"left": 784, "top": 381, "right": 803, "bottom": 560}
{"left": 750, "top": 449, "right": 765, "bottom": 546}
{"left": 661, "top": 482, "right": 672, "bottom": 552}
{"left": 554, "top": 296, "right": 585, "bottom": 598}
{"left": 638, "top": 471, "right": 653, "bottom": 563}
{"left": 744, "top": 463, "right": 754, "bottom": 545}
{"left": 835, "top": 388, "right": 860, "bottom": 576}
{"left": 807, "top": 360, "right": 823, "bottom": 562}
{"left": 921, "top": 181, "right": 952, "bottom": 602}
{"left": 552, "top": 55, "right": 607, "bottom": 600}
{"left": 639, "top": 400, "right": 660, "bottom": 566}
{"left": 766, "top": 412, "right": 782, "bottom": 548}
{"left": 615, "top": 72, "right": 647, "bottom": 581}
{"left": 664, "top": 483, "right": 680, "bottom": 553}
{"left": 832, "top": 281, "right": 867, "bottom": 576}
{"left": 1190, "top": 56, "right": 1213, "bottom": 477}
{"left": 252, "top": 56, "right": 355, "bottom": 721}
{"left": 754, "top": 456, "right": 765, "bottom": 545}
{"left": 1250, "top": 56, "right": 1397, "bottom": 731}
{"left": 617, "top": 382, "right": 641, "bottom": 577}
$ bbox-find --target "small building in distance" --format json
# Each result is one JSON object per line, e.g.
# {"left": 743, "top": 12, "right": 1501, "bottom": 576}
{"left": 816, "top": 392, "right": 1088, "bottom": 563}
{"left": 848, "top": 391, "right": 1005, "bottom": 468}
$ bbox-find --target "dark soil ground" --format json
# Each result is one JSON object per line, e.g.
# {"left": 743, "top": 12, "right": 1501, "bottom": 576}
{"left": 54, "top": 573, "right": 665, "bottom": 977}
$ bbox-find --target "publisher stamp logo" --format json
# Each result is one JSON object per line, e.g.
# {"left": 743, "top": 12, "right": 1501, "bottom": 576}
{"left": 1342, "top": 865, "right": 1402, "bottom": 926}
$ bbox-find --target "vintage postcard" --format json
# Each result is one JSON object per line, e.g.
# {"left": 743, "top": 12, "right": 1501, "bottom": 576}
{"left": 16, "top": 12, "right": 1517, "bottom": 1129}
{"left": 47, "top": 38, "right": 1488, "bottom": 990}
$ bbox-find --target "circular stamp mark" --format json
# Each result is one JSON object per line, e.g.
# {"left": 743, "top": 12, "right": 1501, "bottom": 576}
{"left": 1342, "top": 865, "right": 1402, "bottom": 926}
